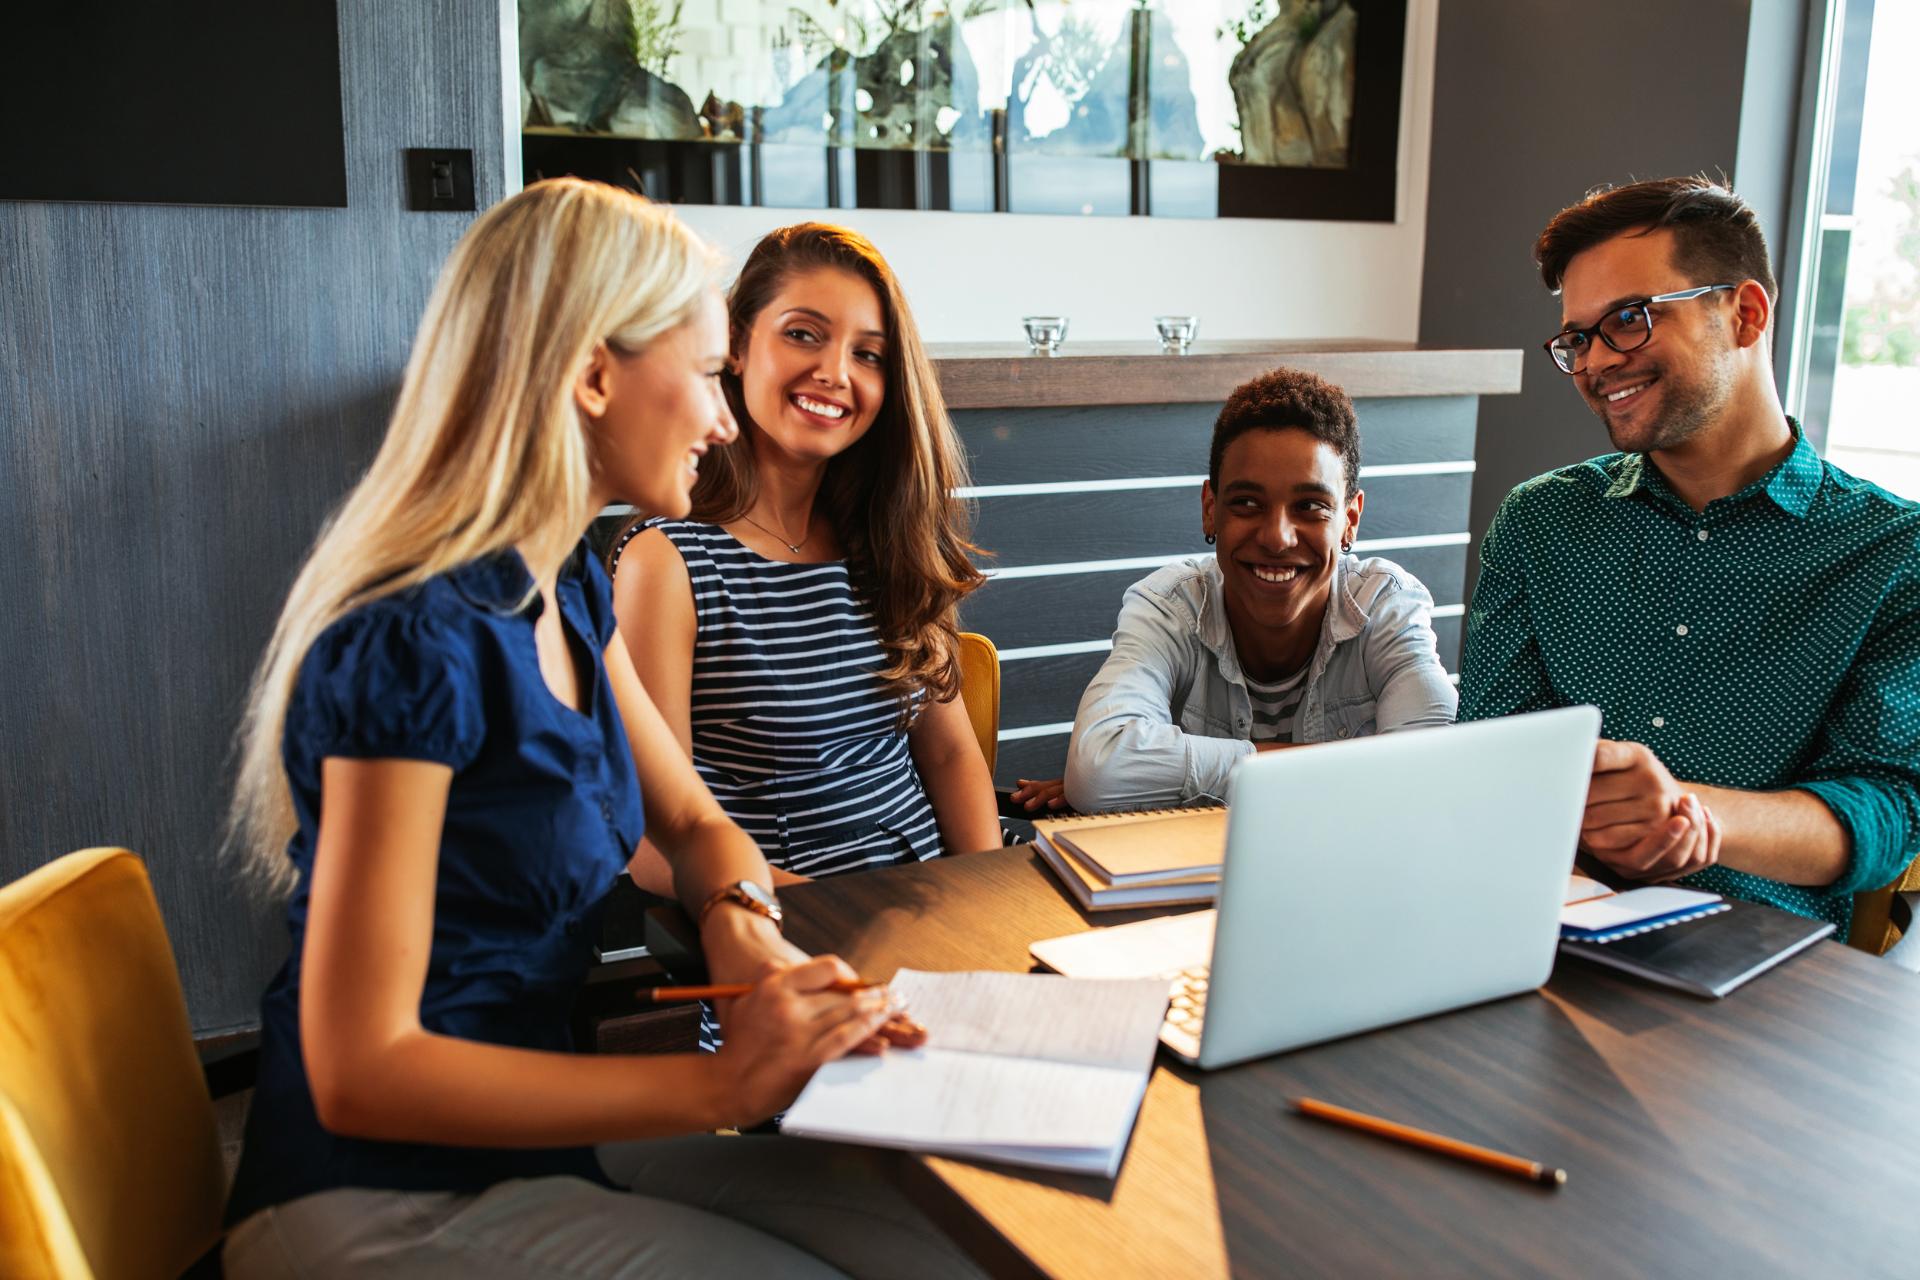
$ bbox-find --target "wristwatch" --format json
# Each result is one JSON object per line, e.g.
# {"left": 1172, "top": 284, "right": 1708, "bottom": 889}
{"left": 699, "top": 879, "right": 784, "bottom": 931}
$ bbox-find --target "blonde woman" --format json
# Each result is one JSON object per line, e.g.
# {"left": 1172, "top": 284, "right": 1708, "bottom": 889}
{"left": 610, "top": 224, "right": 999, "bottom": 893}
{"left": 220, "top": 180, "right": 973, "bottom": 1279}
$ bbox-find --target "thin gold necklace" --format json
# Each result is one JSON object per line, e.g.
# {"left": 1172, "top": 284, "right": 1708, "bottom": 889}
{"left": 741, "top": 509, "right": 812, "bottom": 555}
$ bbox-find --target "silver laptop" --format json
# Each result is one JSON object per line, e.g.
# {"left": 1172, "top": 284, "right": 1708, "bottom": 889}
{"left": 1030, "top": 705, "right": 1601, "bottom": 1070}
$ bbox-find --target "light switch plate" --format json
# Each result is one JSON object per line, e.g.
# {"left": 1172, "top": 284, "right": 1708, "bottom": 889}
{"left": 404, "top": 148, "right": 475, "bottom": 211}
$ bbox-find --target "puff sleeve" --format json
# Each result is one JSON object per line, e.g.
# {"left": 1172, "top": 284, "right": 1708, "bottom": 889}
{"left": 287, "top": 604, "right": 486, "bottom": 772}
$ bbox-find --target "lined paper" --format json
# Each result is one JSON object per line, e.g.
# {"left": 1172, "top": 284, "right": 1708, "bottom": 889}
{"left": 890, "top": 969, "right": 1171, "bottom": 1069}
{"left": 782, "top": 969, "right": 1171, "bottom": 1176}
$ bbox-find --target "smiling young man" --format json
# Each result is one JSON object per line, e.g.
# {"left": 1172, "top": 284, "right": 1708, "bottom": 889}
{"left": 1062, "top": 367, "right": 1457, "bottom": 813}
{"left": 1458, "top": 176, "right": 1920, "bottom": 932}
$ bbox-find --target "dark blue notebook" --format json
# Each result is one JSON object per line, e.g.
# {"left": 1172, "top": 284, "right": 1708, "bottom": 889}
{"left": 1558, "top": 898, "right": 1835, "bottom": 998}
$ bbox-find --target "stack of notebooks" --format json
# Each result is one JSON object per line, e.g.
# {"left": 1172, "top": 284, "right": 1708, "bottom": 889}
{"left": 1031, "top": 806, "right": 1228, "bottom": 911}
{"left": 1557, "top": 875, "right": 1834, "bottom": 997}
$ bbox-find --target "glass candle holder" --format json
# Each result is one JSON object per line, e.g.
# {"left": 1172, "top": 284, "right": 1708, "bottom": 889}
{"left": 1155, "top": 315, "right": 1199, "bottom": 353}
{"left": 1022, "top": 315, "right": 1068, "bottom": 355}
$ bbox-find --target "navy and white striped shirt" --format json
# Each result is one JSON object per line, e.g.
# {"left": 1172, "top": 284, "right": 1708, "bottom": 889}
{"left": 1245, "top": 666, "right": 1308, "bottom": 744}
{"left": 613, "top": 519, "right": 942, "bottom": 876}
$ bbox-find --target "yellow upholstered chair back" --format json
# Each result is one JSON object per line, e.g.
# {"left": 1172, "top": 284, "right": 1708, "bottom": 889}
{"left": 1848, "top": 859, "right": 1920, "bottom": 955}
{"left": 957, "top": 631, "right": 1000, "bottom": 776}
{"left": 0, "top": 848, "right": 225, "bottom": 1280}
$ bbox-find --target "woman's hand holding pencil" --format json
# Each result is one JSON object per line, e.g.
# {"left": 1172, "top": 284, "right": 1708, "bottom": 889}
{"left": 705, "top": 957, "right": 927, "bottom": 1125}
{"left": 651, "top": 968, "right": 927, "bottom": 1055}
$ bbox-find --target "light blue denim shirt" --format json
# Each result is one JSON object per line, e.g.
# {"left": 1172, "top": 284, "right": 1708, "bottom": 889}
{"left": 1064, "top": 553, "right": 1457, "bottom": 811}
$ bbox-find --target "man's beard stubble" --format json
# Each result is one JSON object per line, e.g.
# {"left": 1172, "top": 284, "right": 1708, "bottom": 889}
{"left": 1591, "top": 337, "right": 1736, "bottom": 456}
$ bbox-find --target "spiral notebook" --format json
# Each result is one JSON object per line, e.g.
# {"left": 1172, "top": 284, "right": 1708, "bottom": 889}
{"left": 1559, "top": 883, "right": 1728, "bottom": 941}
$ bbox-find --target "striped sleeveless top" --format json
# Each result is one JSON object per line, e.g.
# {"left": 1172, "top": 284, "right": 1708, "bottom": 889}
{"left": 611, "top": 519, "right": 942, "bottom": 876}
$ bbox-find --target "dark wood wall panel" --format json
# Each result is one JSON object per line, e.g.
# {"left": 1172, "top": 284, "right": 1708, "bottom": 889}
{"left": 999, "top": 651, "right": 1111, "bottom": 732}
{"left": 1434, "top": 614, "right": 1463, "bottom": 670}
{"left": 1380, "top": 543, "right": 1468, "bottom": 612}
{"left": 0, "top": 1, "right": 507, "bottom": 1035}
{"left": 1358, "top": 396, "right": 1480, "bottom": 466}
{"left": 955, "top": 395, "right": 1479, "bottom": 485}
{"left": 997, "top": 735, "right": 1074, "bottom": 787}
{"left": 961, "top": 566, "right": 1167, "bottom": 650}
{"left": 971, "top": 471, "right": 1470, "bottom": 570}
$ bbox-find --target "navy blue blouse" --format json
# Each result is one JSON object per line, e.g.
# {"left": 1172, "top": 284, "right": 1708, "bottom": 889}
{"left": 226, "top": 545, "right": 646, "bottom": 1225}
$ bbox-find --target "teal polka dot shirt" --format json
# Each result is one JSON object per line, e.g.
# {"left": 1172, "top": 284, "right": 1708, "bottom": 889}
{"left": 1460, "top": 422, "right": 1920, "bottom": 933}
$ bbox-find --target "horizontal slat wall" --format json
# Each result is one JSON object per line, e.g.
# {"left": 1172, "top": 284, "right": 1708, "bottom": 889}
{"left": 956, "top": 395, "right": 1478, "bottom": 786}
{"left": 972, "top": 472, "right": 1470, "bottom": 564}
{"left": 961, "top": 396, "right": 1480, "bottom": 481}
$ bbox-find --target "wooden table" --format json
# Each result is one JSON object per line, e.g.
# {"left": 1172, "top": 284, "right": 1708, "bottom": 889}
{"left": 778, "top": 846, "right": 1920, "bottom": 1279}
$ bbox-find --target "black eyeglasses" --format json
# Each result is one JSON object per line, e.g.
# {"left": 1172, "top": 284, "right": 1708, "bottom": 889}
{"left": 1543, "top": 284, "right": 1737, "bottom": 375}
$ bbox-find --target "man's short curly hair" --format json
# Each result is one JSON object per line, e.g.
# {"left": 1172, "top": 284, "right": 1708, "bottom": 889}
{"left": 1209, "top": 366, "right": 1361, "bottom": 498}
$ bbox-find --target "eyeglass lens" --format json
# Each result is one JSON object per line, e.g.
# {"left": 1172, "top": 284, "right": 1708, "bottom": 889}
{"left": 1549, "top": 304, "right": 1653, "bottom": 373}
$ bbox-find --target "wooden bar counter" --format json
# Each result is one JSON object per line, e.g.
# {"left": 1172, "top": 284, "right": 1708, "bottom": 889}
{"left": 929, "top": 341, "right": 1523, "bottom": 410}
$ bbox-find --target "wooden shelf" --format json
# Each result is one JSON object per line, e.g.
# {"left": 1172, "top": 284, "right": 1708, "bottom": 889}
{"left": 930, "top": 341, "right": 1524, "bottom": 410}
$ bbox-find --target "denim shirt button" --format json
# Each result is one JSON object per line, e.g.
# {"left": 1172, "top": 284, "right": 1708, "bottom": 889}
{"left": 1337, "top": 727, "right": 1350, "bottom": 739}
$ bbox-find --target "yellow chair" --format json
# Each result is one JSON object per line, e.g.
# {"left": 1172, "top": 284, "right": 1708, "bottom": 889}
{"left": 0, "top": 848, "right": 226, "bottom": 1280}
{"left": 1848, "top": 859, "right": 1920, "bottom": 956}
{"left": 957, "top": 631, "right": 1000, "bottom": 776}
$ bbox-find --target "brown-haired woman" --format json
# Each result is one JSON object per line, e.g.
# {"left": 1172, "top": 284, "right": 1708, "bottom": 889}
{"left": 610, "top": 223, "right": 999, "bottom": 899}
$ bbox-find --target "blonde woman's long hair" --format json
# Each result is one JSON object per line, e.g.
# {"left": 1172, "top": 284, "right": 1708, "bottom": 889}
{"left": 230, "top": 177, "right": 722, "bottom": 897}
{"left": 617, "top": 223, "right": 984, "bottom": 709}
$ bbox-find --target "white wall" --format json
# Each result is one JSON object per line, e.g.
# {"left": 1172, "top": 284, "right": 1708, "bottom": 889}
{"left": 674, "top": 0, "right": 1437, "bottom": 345}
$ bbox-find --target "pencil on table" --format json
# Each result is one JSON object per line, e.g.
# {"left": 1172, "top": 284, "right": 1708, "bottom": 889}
{"left": 646, "top": 979, "right": 881, "bottom": 1002}
{"left": 1290, "top": 1097, "right": 1567, "bottom": 1188}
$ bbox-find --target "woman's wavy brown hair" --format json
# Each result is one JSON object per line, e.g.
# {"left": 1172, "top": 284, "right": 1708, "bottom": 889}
{"left": 623, "top": 223, "right": 985, "bottom": 708}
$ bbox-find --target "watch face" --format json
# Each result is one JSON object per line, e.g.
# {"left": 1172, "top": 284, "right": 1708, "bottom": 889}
{"left": 737, "top": 880, "right": 781, "bottom": 918}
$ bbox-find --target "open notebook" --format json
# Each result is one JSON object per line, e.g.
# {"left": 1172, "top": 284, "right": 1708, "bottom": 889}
{"left": 780, "top": 969, "right": 1170, "bottom": 1176}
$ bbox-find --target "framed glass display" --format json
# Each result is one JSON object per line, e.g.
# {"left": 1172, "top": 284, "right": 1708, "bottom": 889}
{"left": 520, "top": 0, "right": 1405, "bottom": 220}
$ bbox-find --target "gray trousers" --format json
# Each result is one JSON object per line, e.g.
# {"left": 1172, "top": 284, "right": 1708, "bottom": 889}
{"left": 223, "top": 1134, "right": 986, "bottom": 1280}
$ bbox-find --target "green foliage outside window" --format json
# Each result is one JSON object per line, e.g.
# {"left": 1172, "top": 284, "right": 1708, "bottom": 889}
{"left": 1843, "top": 164, "right": 1920, "bottom": 368}
{"left": 624, "top": 0, "right": 684, "bottom": 75}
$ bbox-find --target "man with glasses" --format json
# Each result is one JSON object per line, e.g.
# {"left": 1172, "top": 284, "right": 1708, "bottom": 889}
{"left": 1459, "top": 176, "right": 1920, "bottom": 934}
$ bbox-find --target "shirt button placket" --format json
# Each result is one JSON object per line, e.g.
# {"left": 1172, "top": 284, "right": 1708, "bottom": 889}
{"left": 1663, "top": 523, "right": 1704, "bottom": 742}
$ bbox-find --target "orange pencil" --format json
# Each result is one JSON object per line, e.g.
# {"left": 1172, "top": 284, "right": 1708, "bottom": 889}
{"left": 1290, "top": 1097, "right": 1566, "bottom": 1188}
{"left": 646, "top": 979, "right": 881, "bottom": 1002}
